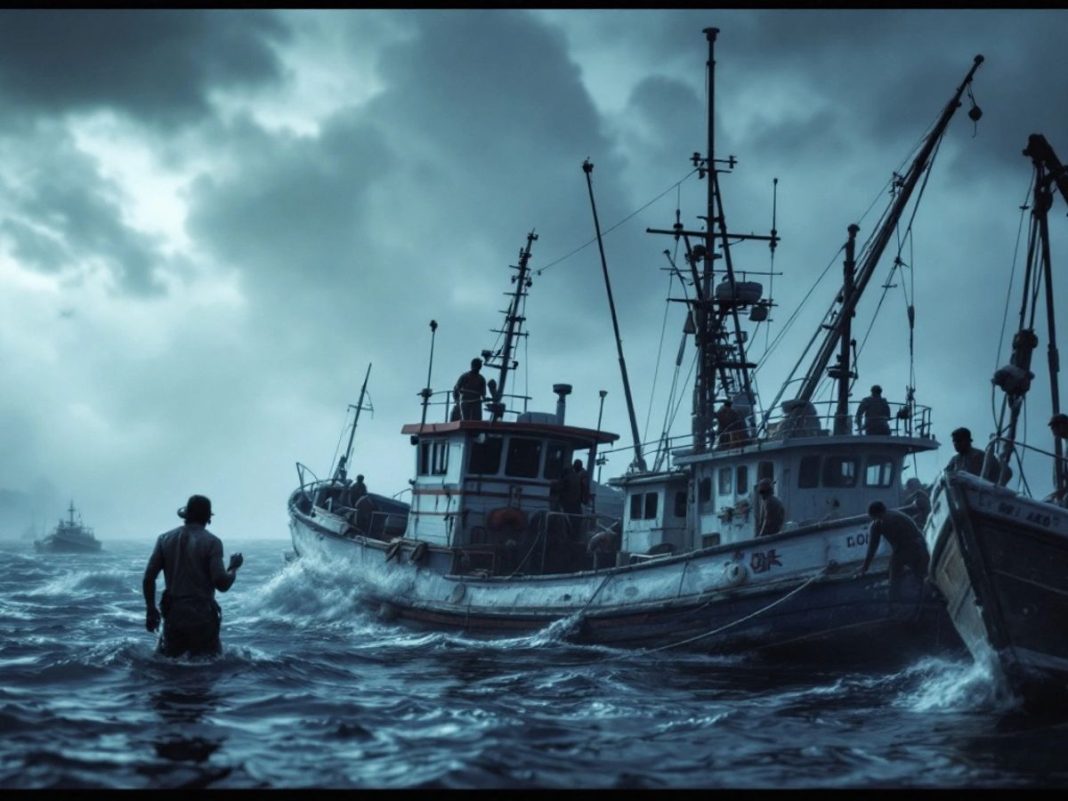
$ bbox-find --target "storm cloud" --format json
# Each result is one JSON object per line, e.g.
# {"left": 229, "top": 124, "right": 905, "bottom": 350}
{"left": 0, "top": 9, "right": 1065, "bottom": 543}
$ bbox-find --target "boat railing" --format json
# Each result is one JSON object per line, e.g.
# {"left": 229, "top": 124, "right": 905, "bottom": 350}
{"left": 419, "top": 389, "right": 537, "bottom": 424}
{"left": 460, "top": 508, "right": 602, "bottom": 577}
{"left": 599, "top": 400, "right": 933, "bottom": 466}
{"left": 983, "top": 435, "right": 1068, "bottom": 502}
{"left": 759, "top": 399, "right": 934, "bottom": 442}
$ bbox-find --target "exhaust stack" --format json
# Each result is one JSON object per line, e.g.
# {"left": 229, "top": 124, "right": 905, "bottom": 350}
{"left": 553, "top": 384, "right": 572, "bottom": 424}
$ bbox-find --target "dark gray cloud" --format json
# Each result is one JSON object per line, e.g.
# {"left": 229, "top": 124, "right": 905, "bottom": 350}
{"left": 1, "top": 9, "right": 1067, "bottom": 540}
{"left": 0, "top": 10, "right": 288, "bottom": 125}
{"left": 0, "top": 129, "right": 169, "bottom": 295}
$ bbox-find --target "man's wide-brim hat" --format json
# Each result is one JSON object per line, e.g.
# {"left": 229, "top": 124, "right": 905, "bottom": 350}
{"left": 178, "top": 494, "right": 213, "bottom": 521}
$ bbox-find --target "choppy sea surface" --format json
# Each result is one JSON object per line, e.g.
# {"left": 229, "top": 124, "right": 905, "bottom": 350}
{"left": 2, "top": 538, "right": 1068, "bottom": 789}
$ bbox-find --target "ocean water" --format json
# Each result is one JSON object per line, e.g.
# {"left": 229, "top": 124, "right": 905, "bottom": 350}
{"left": 2, "top": 538, "right": 1067, "bottom": 790}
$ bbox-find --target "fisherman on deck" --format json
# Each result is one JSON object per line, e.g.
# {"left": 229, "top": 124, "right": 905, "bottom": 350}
{"left": 946, "top": 427, "right": 1013, "bottom": 485}
{"left": 350, "top": 474, "right": 368, "bottom": 505}
{"left": 715, "top": 400, "right": 745, "bottom": 448}
{"left": 143, "top": 495, "right": 242, "bottom": 658}
{"left": 1044, "top": 414, "right": 1068, "bottom": 506}
{"left": 903, "top": 477, "right": 932, "bottom": 530}
{"left": 557, "top": 459, "right": 590, "bottom": 517}
{"left": 858, "top": 500, "right": 929, "bottom": 603}
{"left": 587, "top": 523, "right": 620, "bottom": 570}
{"left": 452, "top": 358, "right": 488, "bottom": 421}
{"left": 755, "top": 478, "right": 785, "bottom": 537}
{"left": 856, "top": 385, "right": 891, "bottom": 435}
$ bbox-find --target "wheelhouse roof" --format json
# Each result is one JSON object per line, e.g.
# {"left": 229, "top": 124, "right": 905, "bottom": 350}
{"left": 401, "top": 419, "right": 619, "bottom": 446}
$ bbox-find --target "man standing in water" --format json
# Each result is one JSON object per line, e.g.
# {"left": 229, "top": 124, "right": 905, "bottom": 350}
{"left": 143, "top": 495, "right": 242, "bottom": 657}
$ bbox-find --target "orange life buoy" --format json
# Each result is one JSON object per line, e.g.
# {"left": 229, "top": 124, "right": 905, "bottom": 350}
{"left": 486, "top": 506, "right": 527, "bottom": 532}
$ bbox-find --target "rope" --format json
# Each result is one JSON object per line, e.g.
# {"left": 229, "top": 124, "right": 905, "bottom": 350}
{"left": 643, "top": 268, "right": 676, "bottom": 443}
{"left": 536, "top": 169, "right": 699, "bottom": 276}
{"left": 590, "top": 565, "right": 830, "bottom": 662}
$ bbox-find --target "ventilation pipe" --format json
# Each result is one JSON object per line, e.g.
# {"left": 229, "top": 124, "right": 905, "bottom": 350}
{"left": 553, "top": 384, "right": 572, "bottom": 424}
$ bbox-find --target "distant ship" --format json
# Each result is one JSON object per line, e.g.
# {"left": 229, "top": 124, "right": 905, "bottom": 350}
{"left": 34, "top": 501, "right": 102, "bottom": 553}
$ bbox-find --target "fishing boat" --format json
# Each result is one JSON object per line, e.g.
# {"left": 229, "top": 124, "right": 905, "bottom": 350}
{"left": 925, "top": 133, "right": 1068, "bottom": 704}
{"left": 34, "top": 501, "right": 102, "bottom": 553}
{"left": 291, "top": 363, "right": 411, "bottom": 548}
{"left": 289, "top": 28, "right": 980, "bottom": 662}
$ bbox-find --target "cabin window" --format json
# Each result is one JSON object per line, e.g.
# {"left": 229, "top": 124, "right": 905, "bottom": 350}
{"left": 505, "top": 437, "right": 543, "bottom": 478}
{"left": 736, "top": 465, "right": 748, "bottom": 496}
{"left": 644, "top": 492, "right": 659, "bottom": 520}
{"left": 863, "top": 456, "right": 894, "bottom": 487}
{"left": 674, "top": 490, "right": 687, "bottom": 518}
{"left": 419, "top": 439, "right": 449, "bottom": 476}
{"left": 543, "top": 441, "right": 571, "bottom": 480}
{"left": 630, "top": 493, "right": 642, "bottom": 520}
{"left": 432, "top": 441, "right": 448, "bottom": 475}
{"left": 699, "top": 477, "right": 712, "bottom": 507}
{"left": 468, "top": 435, "right": 504, "bottom": 475}
{"left": 718, "top": 467, "right": 732, "bottom": 496}
{"left": 823, "top": 455, "right": 858, "bottom": 488}
{"left": 798, "top": 455, "right": 821, "bottom": 488}
{"left": 758, "top": 461, "right": 774, "bottom": 482}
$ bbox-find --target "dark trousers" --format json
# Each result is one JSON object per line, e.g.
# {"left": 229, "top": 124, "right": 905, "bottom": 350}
{"left": 889, "top": 545, "right": 930, "bottom": 603}
{"left": 159, "top": 597, "right": 222, "bottom": 658}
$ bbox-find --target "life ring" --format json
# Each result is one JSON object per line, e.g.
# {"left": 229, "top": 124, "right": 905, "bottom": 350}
{"left": 486, "top": 506, "right": 527, "bottom": 532}
{"left": 722, "top": 561, "right": 748, "bottom": 588}
{"left": 385, "top": 540, "right": 403, "bottom": 562}
{"left": 410, "top": 541, "right": 429, "bottom": 564}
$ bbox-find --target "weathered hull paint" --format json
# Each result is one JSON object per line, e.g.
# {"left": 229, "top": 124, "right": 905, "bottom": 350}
{"left": 926, "top": 472, "right": 1068, "bottom": 704}
{"left": 291, "top": 490, "right": 959, "bottom": 665}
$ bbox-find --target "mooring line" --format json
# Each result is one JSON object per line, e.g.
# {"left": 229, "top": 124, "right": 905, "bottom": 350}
{"left": 588, "top": 565, "right": 831, "bottom": 663}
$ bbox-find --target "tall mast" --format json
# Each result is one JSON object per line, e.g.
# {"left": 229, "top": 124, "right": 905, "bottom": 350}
{"left": 793, "top": 55, "right": 984, "bottom": 407}
{"left": 996, "top": 134, "right": 1068, "bottom": 492}
{"left": 584, "top": 160, "right": 647, "bottom": 471}
{"left": 647, "top": 28, "right": 777, "bottom": 452}
{"left": 342, "top": 363, "right": 372, "bottom": 471}
{"left": 484, "top": 232, "right": 536, "bottom": 421}
{"left": 832, "top": 224, "right": 860, "bottom": 434}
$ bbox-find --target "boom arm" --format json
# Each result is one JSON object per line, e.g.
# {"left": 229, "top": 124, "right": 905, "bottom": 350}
{"left": 793, "top": 55, "right": 984, "bottom": 407}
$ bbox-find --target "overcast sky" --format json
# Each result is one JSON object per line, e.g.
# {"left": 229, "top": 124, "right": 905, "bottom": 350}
{"left": 2, "top": 9, "right": 1066, "bottom": 542}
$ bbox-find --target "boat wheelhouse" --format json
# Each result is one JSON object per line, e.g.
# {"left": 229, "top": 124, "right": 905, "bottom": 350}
{"left": 614, "top": 402, "right": 935, "bottom": 557}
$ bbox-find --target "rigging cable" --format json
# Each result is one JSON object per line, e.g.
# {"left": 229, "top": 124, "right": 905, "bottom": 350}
{"left": 522, "top": 288, "right": 530, "bottom": 413}
{"left": 536, "top": 168, "right": 700, "bottom": 276}
{"left": 651, "top": 245, "right": 692, "bottom": 468}
{"left": 643, "top": 249, "right": 678, "bottom": 445}
{"left": 855, "top": 133, "right": 944, "bottom": 363}
{"left": 990, "top": 176, "right": 1035, "bottom": 438}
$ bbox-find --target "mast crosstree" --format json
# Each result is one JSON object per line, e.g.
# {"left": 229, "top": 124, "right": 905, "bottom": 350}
{"left": 646, "top": 27, "right": 778, "bottom": 453}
